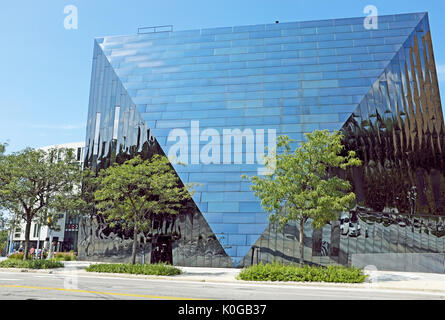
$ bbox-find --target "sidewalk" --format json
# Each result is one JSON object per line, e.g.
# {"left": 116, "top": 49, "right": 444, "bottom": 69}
{"left": 1, "top": 258, "right": 445, "bottom": 294}
{"left": 365, "top": 269, "right": 445, "bottom": 293}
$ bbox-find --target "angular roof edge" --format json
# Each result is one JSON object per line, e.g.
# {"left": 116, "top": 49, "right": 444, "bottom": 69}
{"left": 93, "top": 11, "right": 428, "bottom": 41}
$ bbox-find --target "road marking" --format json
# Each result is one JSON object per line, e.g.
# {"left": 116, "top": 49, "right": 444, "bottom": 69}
{"left": 0, "top": 279, "right": 20, "bottom": 281}
{"left": 0, "top": 285, "right": 204, "bottom": 300}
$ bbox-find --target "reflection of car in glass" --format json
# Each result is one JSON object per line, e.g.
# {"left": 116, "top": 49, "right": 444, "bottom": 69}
{"left": 358, "top": 211, "right": 367, "bottom": 221}
{"left": 374, "top": 212, "right": 383, "bottom": 223}
{"left": 390, "top": 214, "right": 398, "bottom": 223}
{"left": 348, "top": 223, "right": 361, "bottom": 237}
{"left": 364, "top": 215, "right": 375, "bottom": 225}
{"left": 364, "top": 212, "right": 381, "bottom": 224}
{"left": 340, "top": 219, "right": 350, "bottom": 235}
{"left": 340, "top": 213, "right": 350, "bottom": 235}
{"left": 432, "top": 221, "right": 445, "bottom": 238}
{"left": 404, "top": 217, "right": 411, "bottom": 227}
{"left": 382, "top": 213, "right": 391, "bottom": 226}
{"left": 397, "top": 216, "right": 410, "bottom": 228}
{"left": 413, "top": 219, "right": 422, "bottom": 229}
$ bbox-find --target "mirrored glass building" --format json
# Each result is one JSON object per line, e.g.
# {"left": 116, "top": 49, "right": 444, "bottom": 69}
{"left": 79, "top": 12, "right": 445, "bottom": 270}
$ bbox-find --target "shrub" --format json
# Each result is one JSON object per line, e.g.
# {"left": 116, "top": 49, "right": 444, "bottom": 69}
{"left": 53, "top": 252, "right": 77, "bottom": 261}
{"left": 85, "top": 263, "right": 182, "bottom": 276}
{"left": 8, "top": 253, "right": 32, "bottom": 260}
{"left": 237, "top": 262, "right": 367, "bottom": 283}
{"left": 0, "top": 259, "right": 64, "bottom": 269}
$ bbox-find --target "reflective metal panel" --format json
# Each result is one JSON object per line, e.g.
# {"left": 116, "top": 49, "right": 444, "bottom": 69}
{"left": 239, "top": 13, "right": 445, "bottom": 268}
{"left": 83, "top": 12, "right": 444, "bottom": 268}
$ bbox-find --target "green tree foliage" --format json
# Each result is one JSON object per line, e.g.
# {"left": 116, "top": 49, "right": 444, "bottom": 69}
{"left": 0, "top": 142, "right": 9, "bottom": 256}
{"left": 244, "top": 130, "right": 361, "bottom": 266}
{"left": 0, "top": 230, "right": 7, "bottom": 256}
{"left": 94, "top": 155, "right": 193, "bottom": 264}
{"left": 0, "top": 148, "right": 83, "bottom": 260}
{"left": 0, "top": 143, "right": 6, "bottom": 155}
{"left": 67, "top": 168, "right": 99, "bottom": 219}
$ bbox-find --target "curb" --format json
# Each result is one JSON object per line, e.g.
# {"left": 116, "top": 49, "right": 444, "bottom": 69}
{"left": 0, "top": 268, "right": 65, "bottom": 274}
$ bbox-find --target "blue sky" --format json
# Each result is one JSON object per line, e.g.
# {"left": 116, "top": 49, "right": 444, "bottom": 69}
{"left": 1, "top": 0, "right": 444, "bottom": 152}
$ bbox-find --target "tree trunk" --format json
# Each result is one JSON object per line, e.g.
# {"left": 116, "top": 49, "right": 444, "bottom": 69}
{"left": 299, "top": 219, "right": 304, "bottom": 267}
{"left": 23, "top": 218, "right": 32, "bottom": 261}
{"left": 131, "top": 222, "right": 138, "bottom": 265}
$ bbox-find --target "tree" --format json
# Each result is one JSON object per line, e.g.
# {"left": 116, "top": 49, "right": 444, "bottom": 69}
{"left": 244, "top": 130, "right": 362, "bottom": 266}
{"left": 0, "top": 143, "right": 6, "bottom": 155}
{"left": 65, "top": 168, "right": 99, "bottom": 219}
{"left": 94, "top": 155, "right": 193, "bottom": 265}
{"left": 0, "top": 142, "right": 8, "bottom": 256}
{"left": 0, "top": 215, "right": 8, "bottom": 256}
{"left": 0, "top": 148, "right": 83, "bottom": 260}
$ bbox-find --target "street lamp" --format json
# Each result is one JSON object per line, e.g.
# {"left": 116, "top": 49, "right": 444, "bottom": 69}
{"left": 407, "top": 186, "right": 417, "bottom": 216}
{"left": 48, "top": 228, "right": 53, "bottom": 259}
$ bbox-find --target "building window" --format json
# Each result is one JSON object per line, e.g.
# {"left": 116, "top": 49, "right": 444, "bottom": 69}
{"left": 33, "top": 224, "right": 41, "bottom": 238}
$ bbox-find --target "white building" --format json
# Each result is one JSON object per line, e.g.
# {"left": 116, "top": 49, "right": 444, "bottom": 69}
{"left": 9, "top": 142, "right": 85, "bottom": 253}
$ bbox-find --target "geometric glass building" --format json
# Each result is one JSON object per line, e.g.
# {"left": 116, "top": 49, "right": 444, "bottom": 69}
{"left": 80, "top": 12, "right": 445, "bottom": 270}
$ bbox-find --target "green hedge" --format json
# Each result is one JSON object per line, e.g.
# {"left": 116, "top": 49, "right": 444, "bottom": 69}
{"left": 237, "top": 263, "right": 367, "bottom": 283}
{"left": 0, "top": 259, "right": 64, "bottom": 269}
{"left": 85, "top": 263, "right": 182, "bottom": 276}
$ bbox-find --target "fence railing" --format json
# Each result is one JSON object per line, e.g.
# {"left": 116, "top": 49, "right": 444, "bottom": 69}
{"left": 137, "top": 25, "right": 173, "bottom": 34}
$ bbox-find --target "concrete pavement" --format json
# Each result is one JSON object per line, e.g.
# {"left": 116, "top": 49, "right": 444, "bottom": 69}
{"left": 1, "top": 259, "right": 445, "bottom": 296}
{"left": 0, "top": 269, "right": 444, "bottom": 300}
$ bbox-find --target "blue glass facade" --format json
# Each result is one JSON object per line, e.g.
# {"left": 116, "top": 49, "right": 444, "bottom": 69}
{"left": 81, "top": 12, "right": 445, "bottom": 267}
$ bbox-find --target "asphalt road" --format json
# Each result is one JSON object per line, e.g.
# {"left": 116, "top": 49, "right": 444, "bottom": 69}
{"left": 0, "top": 271, "right": 444, "bottom": 300}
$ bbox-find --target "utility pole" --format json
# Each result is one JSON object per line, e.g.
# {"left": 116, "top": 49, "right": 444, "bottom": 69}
{"left": 36, "top": 225, "right": 40, "bottom": 255}
{"left": 5, "top": 215, "right": 15, "bottom": 255}
{"left": 6, "top": 230, "right": 11, "bottom": 255}
{"left": 48, "top": 228, "right": 54, "bottom": 259}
